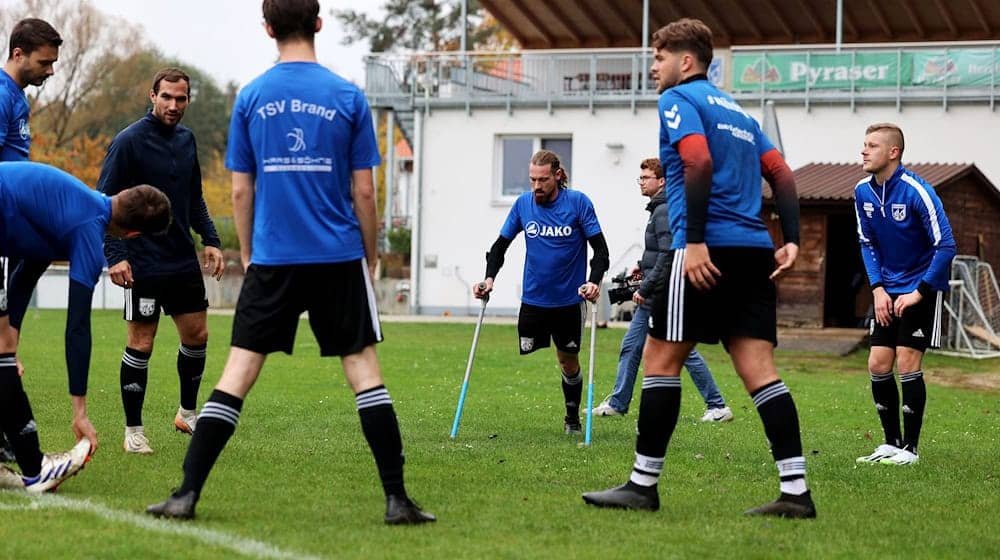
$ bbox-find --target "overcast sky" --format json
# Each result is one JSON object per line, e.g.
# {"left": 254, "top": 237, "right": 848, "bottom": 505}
{"left": 9, "top": 0, "right": 385, "bottom": 89}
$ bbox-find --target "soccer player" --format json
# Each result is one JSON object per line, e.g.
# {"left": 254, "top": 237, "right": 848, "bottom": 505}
{"left": 146, "top": 0, "right": 435, "bottom": 525}
{"left": 582, "top": 19, "right": 814, "bottom": 518}
{"left": 473, "top": 149, "right": 609, "bottom": 435}
{"left": 0, "top": 161, "right": 171, "bottom": 490}
{"left": 99, "top": 67, "right": 224, "bottom": 455}
{"left": 853, "top": 123, "right": 955, "bottom": 466}
{"left": 588, "top": 158, "right": 731, "bottom": 421}
{"left": 0, "top": 17, "right": 62, "bottom": 462}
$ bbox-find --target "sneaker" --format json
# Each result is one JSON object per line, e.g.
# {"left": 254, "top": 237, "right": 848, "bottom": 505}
{"left": 745, "top": 491, "right": 817, "bottom": 519}
{"left": 146, "top": 489, "right": 198, "bottom": 520}
{"left": 856, "top": 443, "right": 902, "bottom": 464}
{"left": 582, "top": 482, "right": 660, "bottom": 511}
{"left": 23, "top": 438, "right": 91, "bottom": 493}
{"left": 700, "top": 406, "right": 734, "bottom": 422}
{"left": 124, "top": 427, "right": 153, "bottom": 455}
{"left": 174, "top": 408, "right": 197, "bottom": 435}
{"left": 584, "top": 401, "right": 624, "bottom": 417}
{"left": 879, "top": 448, "right": 919, "bottom": 465}
{"left": 384, "top": 495, "right": 436, "bottom": 525}
{"left": 0, "top": 464, "right": 24, "bottom": 489}
{"left": 564, "top": 416, "right": 582, "bottom": 434}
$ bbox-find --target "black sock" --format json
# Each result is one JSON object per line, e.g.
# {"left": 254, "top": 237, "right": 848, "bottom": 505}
{"left": 629, "top": 376, "right": 681, "bottom": 487}
{"left": 178, "top": 389, "right": 242, "bottom": 497}
{"left": 356, "top": 385, "right": 406, "bottom": 498}
{"left": 120, "top": 347, "right": 150, "bottom": 427}
{"left": 177, "top": 343, "right": 207, "bottom": 411}
{"left": 870, "top": 370, "right": 902, "bottom": 448}
{"left": 752, "top": 380, "right": 807, "bottom": 496}
{"left": 900, "top": 371, "right": 926, "bottom": 453}
{"left": 561, "top": 368, "right": 582, "bottom": 422}
{"left": 0, "top": 355, "right": 43, "bottom": 477}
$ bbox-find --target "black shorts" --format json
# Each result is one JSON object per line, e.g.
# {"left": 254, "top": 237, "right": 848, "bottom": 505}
{"left": 869, "top": 290, "right": 943, "bottom": 352}
{"left": 649, "top": 247, "right": 777, "bottom": 347}
{"left": 517, "top": 302, "right": 586, "bottom": 355}
{"left": 125, "top": 271, "right": 208, "bottom": 322}
{"left": 231, "top": 260, "right": 382, "bottom": 357}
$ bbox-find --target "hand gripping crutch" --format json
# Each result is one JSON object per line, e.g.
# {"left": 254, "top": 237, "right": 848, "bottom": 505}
{"left": 450, "top": 284, "right": 489, "bottom": 439}
{"left": 583, "top": 291, "right": 599, "bottom": 446}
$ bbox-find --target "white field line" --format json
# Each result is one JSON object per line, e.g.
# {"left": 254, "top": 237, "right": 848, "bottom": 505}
{"left": 0, "top": 493, "right": 324, "bottom": 560}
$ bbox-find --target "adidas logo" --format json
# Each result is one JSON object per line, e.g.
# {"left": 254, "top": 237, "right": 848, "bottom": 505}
{"left": 565, "top": 341, "right": 578, "bottom": 348}
{"left": 122, "top": 383, "right": 145, "bottom": 393}
{"left": 20, "top": 419, "right": 37, "bottom": 436}
{"left": 902, "top": 405, "right": 914, "bottom": 414}
{"left": 912, "top": 328, "right": 925, "bottom": 338}
{"left": 875, "top": 403, "right": 888, "bottom": 412}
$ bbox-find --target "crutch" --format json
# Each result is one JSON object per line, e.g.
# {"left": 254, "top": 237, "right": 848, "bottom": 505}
{"left": 450, "top": 284, "right": 489, "bottom": 439}
{"left": 583, "top": 290, "right": 599, "bottom": 446}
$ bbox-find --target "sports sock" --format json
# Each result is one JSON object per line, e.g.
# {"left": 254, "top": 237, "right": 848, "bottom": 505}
{"left": 177, "top": 343, "right": 207, "bottom": 411}
{"left": 751, "top": 380, "right": 807, "bottom": 496}
{"left": 356, "top": 385, "right": 406, "bottom": 497}
{"left": 561, "top": 368, "right": 582, "bottom": 421}
{"left": 870, "top": 370, "right": 902, "bottom": 448}
{"left": 177, "top": 389, "right": 242, "bottom": 497}
{"left": 120, "top": 347, "right": 150, "bottom": 427}
{"left": 0, "top": 354, "right": 43, "bottom": 477}
{"left": 899, "top": 370, "right": 926, "bottom": 454}
{"left": 629, "top": 376, "right": 681, "bottom": 487}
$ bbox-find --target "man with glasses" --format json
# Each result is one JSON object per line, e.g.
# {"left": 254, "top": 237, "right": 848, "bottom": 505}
{"left": 588, "top": 158, "right": 731, "bottom": 421}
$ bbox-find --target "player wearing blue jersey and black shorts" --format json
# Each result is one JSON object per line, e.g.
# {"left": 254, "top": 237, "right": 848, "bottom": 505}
{"left": 583, "top": 19, "right": 815, "bottom": 518}
{"left": 0, "top": 161, "right": 170, "bottom": 491}
{"left": 853, "top": 123, "right": 955, "bottom": 467}
{"left": 147, "top": 0, "right": 434, "bottom": 525}
{"left": 0, "top": 17, "right": 62, "bottom": 463}
{"left": 473, "top": 149, "right": 610, "bottom": 435}
{"left": 99, "top": 68, "right": 225, "bottom": 455}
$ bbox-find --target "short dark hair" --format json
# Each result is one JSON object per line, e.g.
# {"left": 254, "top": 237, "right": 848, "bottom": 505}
{"left": 262, "top": 0, "right": 319, "bottom": 42}
{"left": 152, "top": 67, "right": 191, "bottom": 96}
{"left": 640, "top": 158, "right": 663, "bottom": 179}
{"left": 651, "top": 18, "right": 714, "bottom": 69}
{"left": 7, "top": 18, "right": 62, "bottom": 59}
{"left": 116, "top": 185, "right": 172, "bottom": 235}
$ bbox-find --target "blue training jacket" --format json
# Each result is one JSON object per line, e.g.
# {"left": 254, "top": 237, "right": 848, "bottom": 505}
{"left": 853, "top": 164, "right": 956, "bottom": 295}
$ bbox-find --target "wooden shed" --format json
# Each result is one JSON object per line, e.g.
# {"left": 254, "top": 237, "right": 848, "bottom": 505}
{"left": 764, "top": 163, "right": 1000, "bottom": 328}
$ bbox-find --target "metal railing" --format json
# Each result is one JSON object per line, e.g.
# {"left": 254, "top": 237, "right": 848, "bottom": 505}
{"left": 365, "top": 44, "right": 1000, "bottom": 111}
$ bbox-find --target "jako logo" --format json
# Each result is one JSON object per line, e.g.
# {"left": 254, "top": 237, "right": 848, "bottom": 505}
{"left": 525, "top": 221, "right": 572, "bottom": 238}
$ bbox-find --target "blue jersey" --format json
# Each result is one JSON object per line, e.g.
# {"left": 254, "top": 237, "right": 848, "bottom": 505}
{"left": 500, "top": 189, "right": 603, "bottom": 307}
{"left": 0, "top": 71, "right": 30, "bottom": 161}
{"left": 0, "top": 162, "right": 111, "bottom": 289}
{"left": 658, "top": 77, "right": 774, "bottom": 249}
{"left": 853, "top": 164, "right": 956, "bottom": 294}
{"left": 226, "top": 62, "right": 381, "bottom": 265}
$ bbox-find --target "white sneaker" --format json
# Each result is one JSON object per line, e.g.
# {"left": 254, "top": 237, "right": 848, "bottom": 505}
{"left": 174, "top": 407, "right": 197, "bottom": 435}
{"left": 700, "top": 406, "right": 734, "bottom": 422}
{"left": 880, "top": 448, "right": 919, "bottom": 465}
{"left": 856, "top": 443, "right": 902, "bottom": 464}
{"left": 124, "top": 427, "right": 153, "bottom": 455}
{"left": 0, "top": 464, "right": 24, "bottom": 489}
{"left": 584, "top": 401, "right": 624, "bottom": 417}
{"left": 23, "top": 438, "right": 91, "bottom": 493}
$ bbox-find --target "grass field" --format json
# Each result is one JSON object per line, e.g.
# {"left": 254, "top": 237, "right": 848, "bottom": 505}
{"left": 2, "top": 310, "right": 999, "bottom": 559}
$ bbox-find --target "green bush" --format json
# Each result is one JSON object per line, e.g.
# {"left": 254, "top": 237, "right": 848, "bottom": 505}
{"left": 387, "top": 226, "right": 411, "bottom": 257}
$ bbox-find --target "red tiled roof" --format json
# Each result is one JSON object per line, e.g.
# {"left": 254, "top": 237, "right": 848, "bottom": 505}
{"left": 764, "top": 162, "right": 983, "bottom": 201}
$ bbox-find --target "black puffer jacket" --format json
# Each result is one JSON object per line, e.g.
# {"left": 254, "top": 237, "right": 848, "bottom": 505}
{"left": 636, "top": 189, "right": 672, "bottom": 306}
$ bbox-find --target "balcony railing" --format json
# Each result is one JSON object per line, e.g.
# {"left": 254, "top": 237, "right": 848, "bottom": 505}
{"left": 365, "top": 44, "right": 1000, "bottom": 111}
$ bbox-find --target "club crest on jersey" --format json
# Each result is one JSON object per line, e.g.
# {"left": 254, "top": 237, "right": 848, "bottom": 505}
{"left": 524, "top": 221, "right": 572, "bottom": 239}
{"left": 139, "top": 298, "right": 156, "bottom": 317}
{"left": 663, "top": 104, "right": 681, "bottom": 129}
{"left": 891, "top": 204, "right": 906, "bottom": 221}
{"left": 863, "top": 201, "right": 874, "bottom": 218}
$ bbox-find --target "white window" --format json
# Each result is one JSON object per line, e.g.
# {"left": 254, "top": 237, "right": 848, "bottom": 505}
{"left": 494, "top": 135, "right": 572, "bottom": 202}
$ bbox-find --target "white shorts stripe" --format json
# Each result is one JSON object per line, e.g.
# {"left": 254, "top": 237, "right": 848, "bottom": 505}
{"left": 124, "top": 288, "right": 133, "bottom": 321}
{"left": 931, "top": 290, "right": 943, "bottom": 347}
{"left": 666, "top": 248, "right": 686, "bottom": 341}
{"left": 360, "top": 257, "right": 382, "bottom": 341}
